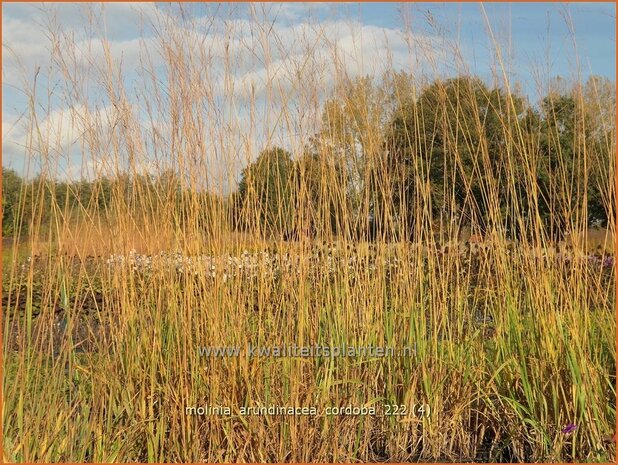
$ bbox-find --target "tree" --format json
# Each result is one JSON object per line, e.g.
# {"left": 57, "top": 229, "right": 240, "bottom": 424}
{"left": 294, "top": 139, "right": 348, "bottom": 239}
{"left": 2, "top": 168, "right": 26, "bottom": 236}
{"left": 385, "top": 75, "right": 528, "bottom": 239}
{"left": 237, "top": 147, "right": 295, "bottom": 238}
{"left": 535, "top": 75, "right": 615, "bottom": 235}
{"left": 581, "top": 75, "right": 616, "bottom": 227}
{"left": 311, "top": 75, "right": 402, "bottom": 240}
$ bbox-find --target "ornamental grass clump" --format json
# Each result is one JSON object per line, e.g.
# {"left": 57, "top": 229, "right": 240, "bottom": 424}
{"left": 2, "top": 3, "right": 615, "bottom": 462}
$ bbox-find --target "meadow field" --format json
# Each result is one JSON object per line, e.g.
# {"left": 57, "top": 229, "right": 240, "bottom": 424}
{"left": 2, "top": 3, "right": 616, "bottom": 462}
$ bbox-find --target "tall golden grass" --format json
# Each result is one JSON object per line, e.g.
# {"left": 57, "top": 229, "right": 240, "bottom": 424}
{"left": 2, "top": 4, "right": 616, "bottom": 462}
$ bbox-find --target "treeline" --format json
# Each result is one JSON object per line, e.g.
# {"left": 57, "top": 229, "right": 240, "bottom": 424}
{"left": 231, "top": 74, "right": 615, "bottom": 241}
{"left": 1, "top": 170, "right": 221, "bottom": 238}
{"left": 2, "top": 74, "right": 615, "bottom": 242}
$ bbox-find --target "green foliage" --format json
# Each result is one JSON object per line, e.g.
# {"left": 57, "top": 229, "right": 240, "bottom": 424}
{"left": 0, "top": 169, "right": 218, "bottom": 239}
{"left": 3, "top": 74, "right": 615, "bottom": 243}
{"left": 385, "top": 76, "right": 527, "bottom": 236}
{"left": 2, "top": 168, "right": 25, "bottom": 236}
{"left": 534, "top": 80, "right": 614, "bottom": 232}
{"left": 237, "top": 147, "right": 295, "bottom": 238}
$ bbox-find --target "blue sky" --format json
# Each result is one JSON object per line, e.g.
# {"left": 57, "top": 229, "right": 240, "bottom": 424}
{"left": 209, "top": 2, "right": 616, "bottom": 81}
{"left": 409, "top": 3, "right": 616, "bottom": 82}
{"left": 2, "top": 2, "right": 616, "bottom": 183}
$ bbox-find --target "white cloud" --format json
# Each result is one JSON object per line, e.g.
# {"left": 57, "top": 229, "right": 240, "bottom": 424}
{"left": 2, "top": 2, "right": 444, "bottom": 190}
{"left": 2, "top": 102, "right": 124, "bottom": 179}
